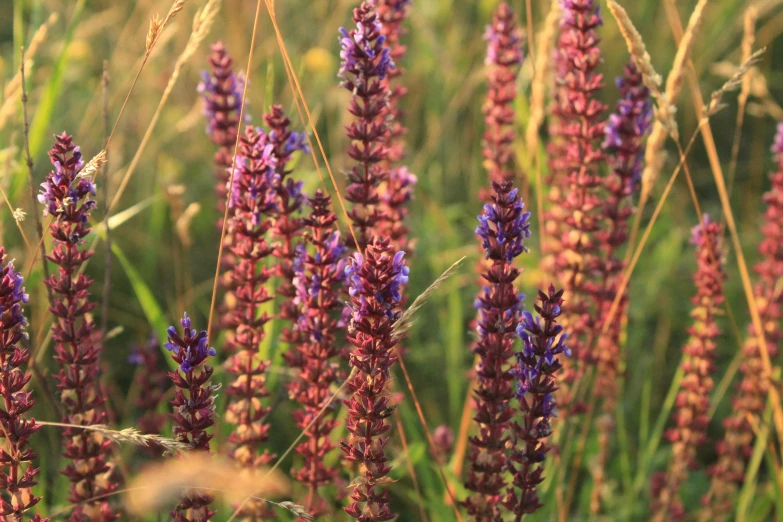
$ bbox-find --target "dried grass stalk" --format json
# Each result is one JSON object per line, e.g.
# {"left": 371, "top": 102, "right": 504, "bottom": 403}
{"left": 37, "top": 421, "right": 189, "bottom": 456}
{"left": 703, "top": 47, "right": 765, "bottom": 119}
{"left": 525, "top": 0, "right": 561, "bottom": 154}
{"left": 641, "top": 0, "right": 709, "bottom": 199}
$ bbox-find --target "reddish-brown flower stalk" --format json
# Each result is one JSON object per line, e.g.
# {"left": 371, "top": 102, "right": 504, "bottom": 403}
{"left": 374, "top": 0, "right": 417, "bottom": 253}
{"left": 705, "top": 124, "right": 783, "bottom": 516}
{"left": 464, "top": 181, "right": 531, "bottom": 521}
{"left": 0, "top": 252, "right": 45, "bottom": 522}
{"left": 264, "top": 105, "right": 308, "bottom": 349}
{"left": 285, "top": 190, "right": 347, "bottom": 516}
{"left": 222, "top": 126, "right": 277, "bottom": 519}
{"left": 651, "top": 217, "right": 726, "bottom": 522}
{"left": 339, "top": 3, "right": 394, "bottom": 251}
{"left": 199, "top": 41, "right": 246, "bottom": 220}
{"left": 165, "top": 314, "right": 218, "bottom": 521}
{"left": 341, "top": 238, "right": 408, "bottom": 521}
{"left": 543, "top": 0, "right": 606, "bottom": 408}
{"left": 39, "top": 133, "right": 119, "bottom": 521}
{"left": 591, "top": 60, "right": 652, "bottom": 512}
{"left": 482, "top": 3, "right": 524, "bottom": 186}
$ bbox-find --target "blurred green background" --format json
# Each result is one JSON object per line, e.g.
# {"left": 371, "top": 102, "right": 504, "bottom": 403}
{"left": 2, "top": 0, "right": 783, "bottom": 519}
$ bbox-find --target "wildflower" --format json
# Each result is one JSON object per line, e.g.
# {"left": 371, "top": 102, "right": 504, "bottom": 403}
{"left": 285, "top": 190, "right": 347, "bottom": 516}
{"left": 341, "top": 237, "right": 408, "bottom": 521}
{"left": 504, "top": 285, "right": 569, "bottom": 517}
{"left": 433, "top": 425, "right": 455, "bottom": 458}
{"left": 705, "top": 123, "right": 783, "bottom": 515}
{"left": 591, "top": 60, "right": 652, "bottom": 511}
{"left": 373, "top": 0, "right": 417, "bottom": 253}
{"left": 543, "top": 0, "right": 606, "bottom": 409}
{"left": 263, "top": 105, "right": 309, "bottom": 348}
{"left": 198, "top": 42, "right": 247, "bottom": 217}
{"left": 652, "top": 216, "right": 726, "bottom": 522}
{"left": 464, "top": 181, "right": 531, "bottom": 520}
{"left": 339, "top": 2, "right": 395, "bottom": 250}
{"left": 222, "top": 126, "right": 278, "bottom": 518}
{"left": 165, "top": 313, "right": 218, "bottom": 521}
{"left": 0, "top": 250, "right": 45, "bottom": 521}
{"left": 482, "top": 3, "right": 524, "bottom": 185}
{"left": 41, "top": 132, "right": 119, "bottom": 521}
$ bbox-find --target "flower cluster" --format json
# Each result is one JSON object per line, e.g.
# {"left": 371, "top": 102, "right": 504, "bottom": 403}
{"left": 482, "top": 2, "right": 524, "bottom": 185}
{"left": 504, "top": 285, "right": 569, "bottom": 517}
{"left": 222, "top": 126, "right": 278, "bottom": 519}
{"left": 339, "top": 2, "right": 395, "bottom": 251}
{"left": 0, "top": 251, "right": 45, "bottom": 522}
{"left": 464, "top": 181, "right": 530, "bottom": 520}
{"left": 198, "top": 42, "right": 246, "bottom": 218}
{"left": 591, "top": 60, "right": 652, "bottom": 511}
{"left": 706, "top": 123, "right": 783, "bottom": 513}
{"left": 165, "top": 313, "right": 218, "bottom": 521}
{"left": 652, "top": 216, "right": 726, "bottom": 522}
{"left": 285, "top": 190, "right": 347, "bottom": 515}
{"left": 40, "top": 132, "right": 119, "bottom": 521}
{"left": 341, "top": 237, "right": 408, "bottom": 521}
{"left": 264, "top": 105, "right": 308, "bottom": 349}
{"left": 543, "top": 0, "right": 606, "bottom": 409}
{"left": 128, "top": 336, "right": 168, "bottom": 437}
{"left": 373, "top": 0, "right": 417, "bottom": 253}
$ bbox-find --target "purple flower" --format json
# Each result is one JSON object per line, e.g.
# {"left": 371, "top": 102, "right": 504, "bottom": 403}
{"left": 165, "top": 313, "right": 216, "bottom": 373}
{"left": 503, "top": 285, "right": 568, "bottom": 516}
{"left": 476, "top": 183, "right": 531, "bottom": 261}
{"left": 338, "top": 13, "right": 394, "bottom": 83}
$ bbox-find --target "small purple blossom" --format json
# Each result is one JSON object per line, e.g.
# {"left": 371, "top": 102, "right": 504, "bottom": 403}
{"left": 504, "top": 285, "right": 568, "bottom": 516}
{"left": 476, "top": 185, "right": 531, "bottom": 261}
{"left": 338, "top": 14, "right": 394, "bottom": 83}
{"left": 165, "top": 313, "right": 216, "bottom": 373}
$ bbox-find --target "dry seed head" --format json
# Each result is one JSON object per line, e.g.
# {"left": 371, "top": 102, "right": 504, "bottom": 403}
{"left": 146, "top": 15, "right": 163, "bottom": 53}
{"left": 703, "top": 47, "right": 766, "bottom": 120}
{"left": 12, "top": 208, "right": 26, "bottom": 222}
{"left": 80, "top": 149, "right": 107, "bottom": 180}
{"left": 181, "top": 0, "right": 221, "bottom": 64}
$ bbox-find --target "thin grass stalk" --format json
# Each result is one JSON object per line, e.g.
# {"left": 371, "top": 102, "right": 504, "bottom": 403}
{"left": 100, "top": 61, "right": 111, "bottom": 338}
{"left": 20, "top": 47, "right": 52, "bottom": 305}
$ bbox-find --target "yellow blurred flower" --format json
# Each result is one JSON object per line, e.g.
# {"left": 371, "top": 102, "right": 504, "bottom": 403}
{"left": 66, "top": 40, "right": 91, "bottom": 61}
{"left": 303, "top": 47, "right": 335, "bottom": 75}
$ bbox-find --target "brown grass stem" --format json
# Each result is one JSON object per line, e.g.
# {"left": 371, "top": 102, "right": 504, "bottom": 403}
{"left": 20, "top": 46, "right": 51, "bottom": 303}
{"left": 394, "top": 411, "right": 430, "bottom": 522}
{"left": 100, "top": 60, "right": 112, "bottom": 337}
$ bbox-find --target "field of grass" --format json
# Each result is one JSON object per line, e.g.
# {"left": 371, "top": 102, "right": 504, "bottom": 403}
{"left": 2, "top": 0, "right": 783, "bottom": 520}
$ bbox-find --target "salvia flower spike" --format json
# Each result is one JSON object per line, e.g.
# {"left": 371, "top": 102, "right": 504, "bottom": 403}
{"left": 374, "top": 0, "right": 418, "bottom": 253}
{"left": 0, "top": 251, "right": 46, "bottom": 521}
{"left": 264, "top": 105, "right": 309, "bottom": 350}
{"left": 165, "top": 313, "right": 218, "bottom": 521}
{"left": 341, "top": 237, "right": 409, "bottom": 521}
{"left": 482, "top": 2, "right": 524, "bottom": 185}
{"left": 222, "top": 126, "right": 279, "bottom": 518}
{"left": 40, "top": 132, "right": 119, "bottom": 521}
{"left": 543, "top": 0, "right": 606, "bottom": 409}
{"left": 198, "top": 41, "right": 247, "bottom": 219}
{"left": 285, "top": 190, "right": 348, "bottom": 515}
{"left": 591, "top": 59, "right": 652, "bottom": 511}
{"left": 464, "top": 180, "right": 531, "bottom": 520}
{"left": 504, "top": 285, "right": 569, "bottom": 518}
{"left": 705, "top": 123, "right": 783, "bottom": 515}
{"left": 339, "top": 2, "right": 395, "bottom": 251}
{"left": 651, "top": 216, "right": 726, "bottom": 522}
